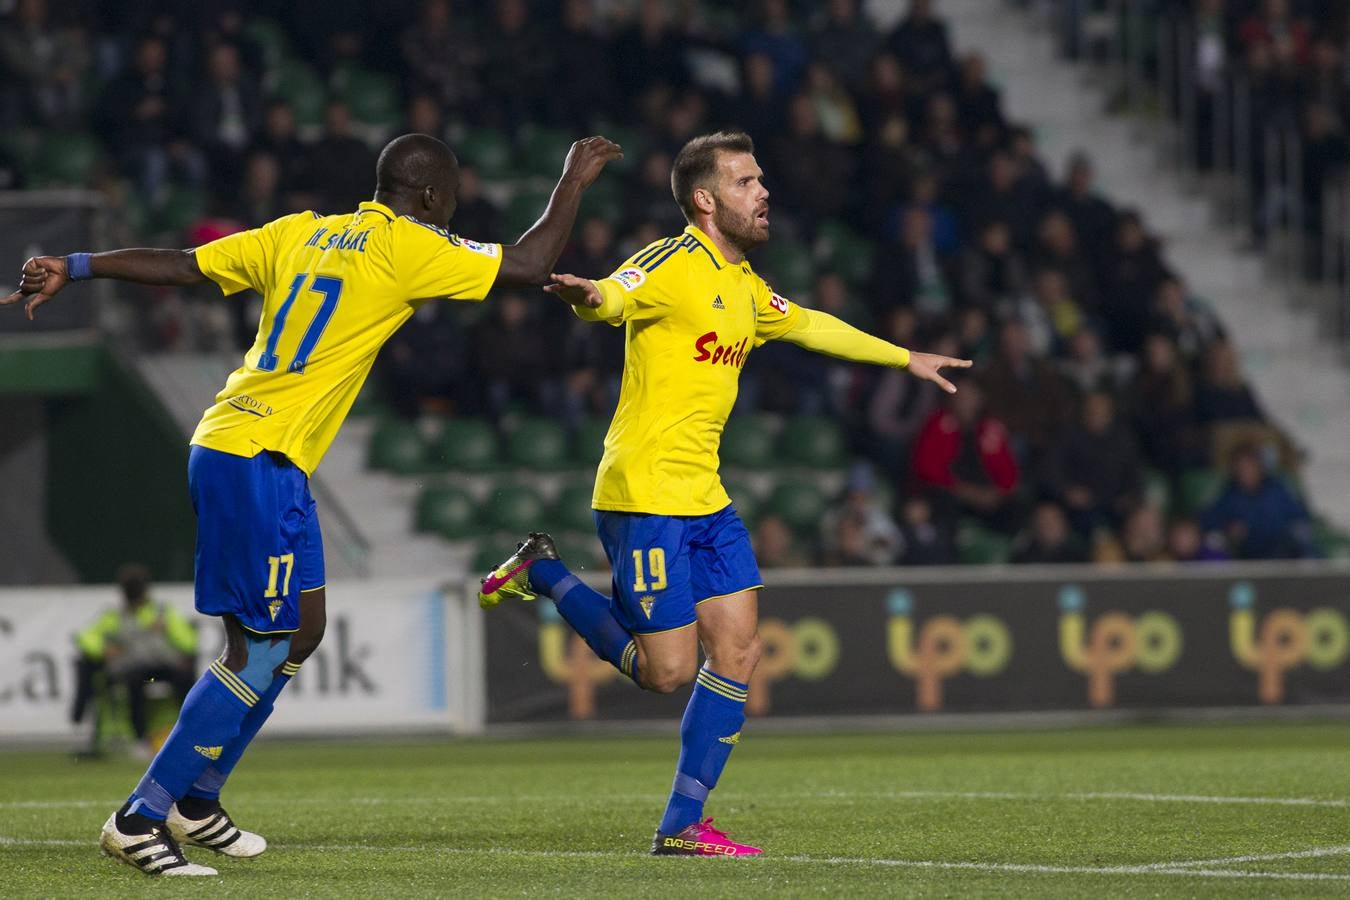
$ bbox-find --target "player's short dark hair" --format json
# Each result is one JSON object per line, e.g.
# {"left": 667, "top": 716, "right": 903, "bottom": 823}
{"left": 670, "top": 131, "right": 755, "bottom": 223}
{"left": 117, "top": 563, "right": 151, "bottom": 604}
{"left": 376, "top": 133, "right": 459, "bottom": 196}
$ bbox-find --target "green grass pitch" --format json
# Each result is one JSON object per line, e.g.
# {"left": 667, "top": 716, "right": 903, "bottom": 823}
{"left": 2, "top": 721, "right": 1348, "bottom": 897}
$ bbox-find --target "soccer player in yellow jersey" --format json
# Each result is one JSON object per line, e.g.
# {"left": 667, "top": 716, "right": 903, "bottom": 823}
{"left": 4, "top": 132, "right": 621, "bottom": 876}
{"left": 478, "top": 131, "right": 969, "bottom": 856}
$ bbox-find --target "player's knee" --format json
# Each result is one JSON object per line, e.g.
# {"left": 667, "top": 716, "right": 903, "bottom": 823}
{"left": 707, "top": 633, "right": 762, "bottom": 677}
{"left": 643, "top": 660, "right": 697, "bottom": 694}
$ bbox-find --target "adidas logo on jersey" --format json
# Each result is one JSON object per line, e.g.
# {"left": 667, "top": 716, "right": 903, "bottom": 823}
{"left": 194, "top": 745, "right": 223, "bottom": 760}
{"left": 711, "top": 295, "right": 726, "bottom": 310}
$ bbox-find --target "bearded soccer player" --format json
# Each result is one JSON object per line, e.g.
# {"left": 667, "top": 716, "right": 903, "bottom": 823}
{"left": 477, "top": 131, "right": 969, "bottom": 856}
{"left": 3, "top": 133, "right": 621, "bottom": 876}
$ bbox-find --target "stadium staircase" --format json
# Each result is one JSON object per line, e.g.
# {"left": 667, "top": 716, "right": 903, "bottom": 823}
{"left": 947, "top": 0, "right": 1350, "bottom": 527}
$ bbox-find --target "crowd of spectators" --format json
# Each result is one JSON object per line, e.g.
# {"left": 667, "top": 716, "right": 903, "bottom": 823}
{"left": 0, "top": 0, "right": 1320, "bottom": 564}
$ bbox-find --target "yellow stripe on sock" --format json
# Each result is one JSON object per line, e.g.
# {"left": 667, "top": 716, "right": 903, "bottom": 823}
{"left": 280, "top": 662, "right": 302, "bottom": 676}
{"left": 620, "top": 642, "right": 637, "bottom": 677}
{"left": 696, "top": 671, "right": 747, "bottom": 703}
{"left": 698, "top": 669, "right": 748, "bottom": 697}
{"left": 209, "top": 661, "right": 259, "bottom": 706}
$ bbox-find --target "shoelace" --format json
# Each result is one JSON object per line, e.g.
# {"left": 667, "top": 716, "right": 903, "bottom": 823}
{"left": 697, "top": 818, "right": 732, "bottom": 840}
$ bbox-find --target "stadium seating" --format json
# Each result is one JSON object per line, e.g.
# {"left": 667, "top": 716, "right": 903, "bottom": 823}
{"left": 720, "top": 415, "right": 777, "bottom": 469}
{"left": 548, "top": 481, "right": 598, "bottom": 534}
{"left": 570, "top": 417, "right": 608, "bottom": 467}
{"left": 765, "top": 480, "right": 828, "bottom": 536}
{"left": 367, "top": 419, "right": 426, "bottom": 474}
{"left": 30, "top": 132, "right": 100, "bottom": 188}
{"left": 482, "top": 483, "right": 548, "bottom": 534}
{"left": 428, "top": 418, "right": 498, "bottom": 472}
{"left": 503, "top": 417, "right": 569, "bottom": 470}
{"left": 779, "top": 416, "right": 847, "bottom": 469}
{"left": 414, "top": 485, "right": 478, "bottom": 539}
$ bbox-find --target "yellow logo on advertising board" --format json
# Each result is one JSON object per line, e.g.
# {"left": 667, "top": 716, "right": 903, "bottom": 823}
{"left": 1229, "top": 583, "right": 1348, "bottom": 703}
{"left": 885, "top": 590, "right": 1012, "bottom": 712}
{"left": 1058, "top": 586, "right": 1182, "bottom": 708}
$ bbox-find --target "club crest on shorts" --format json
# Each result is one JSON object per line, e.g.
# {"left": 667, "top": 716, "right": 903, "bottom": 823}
{"left": 639, "top": 595, "right": 656, "bottom": 619}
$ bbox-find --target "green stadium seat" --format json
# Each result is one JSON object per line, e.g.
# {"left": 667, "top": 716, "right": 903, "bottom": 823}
{"left": 518, "top": 127, "right": 576, "bottom": 178}
{"left": 154, "top": 187, "right": 207, "bottom": 238}
{"left": 273, "top": 60, "right": 326, "bottom": 129}
{"left": 765, "top": 480, "right": 828, "bottom": 536}
{"left": 1313, "top": 519, "right": 1350, "bottom": 560}
{"left": 342, "top": 70, "right": 400, "bottom": 132}
{"left": 504, "top": 417, "right": 568, "bottom": 470}
{"left": 814, "top": 220, "right": 875, "bottom": 286}
{"left": 367, "top": 419, "right": 426, "bottom": 473}
{"left": 505, "top": 187, "right": 556, "bottom": 238}
{"left": 956, "top": 521, "right": 1012, "bottom": 565}
{"left": 780, "top": 416, "right": 847, "bottom": 468}
{"left": 1177, "top": 468, "right": 1225, "bottom": 516}
{"left": 243, "top": 18, "right": 290, "bottom": 71}
{"left": 473, "top": 534, "right": 517, "bottom": 572}
{"left": 415, "top": 485, "right": 479, "bottom": 539}
{"left": 482, "top": 483, "right": 547, "bottom": 534}
{"left": 549, "top": 481, "right": 597, "bottom": 534}
{"left": 720, "top": 478, "right": 761, "bottom": 527}
{"left": 758, "top": 237, "right": 813, "bottom": 297}
{"left": 1141, "top": 468, "right": 1171, "bottom": 516}
{"left": 427, "top": 418, "right": 498, "bottom": 472}
{"left": 30, "top": 132, "right": 100, "bottom": 187}
{"left": 720, "top": 416, "right": 776, "bottom": 469}
{"left": 579, "top": 179, "right": 624, "bottom": 225}
{"left": 458, "top": 128, "right": 514, "bottom": 179}
{"left": 571, "top": 417, "right": 609, "bottom": 467}
{"left": 588, "top": 123, "right": 645, "bottom": 173}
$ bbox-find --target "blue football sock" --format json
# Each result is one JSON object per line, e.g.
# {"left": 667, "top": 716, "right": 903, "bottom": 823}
{"left": 659, "top": 667, "right": 748, "bottom": 835}
{"left": 530, "top": 559, "right": 639, "bottom": 685}
{"left": 186, "top": 661, "right": 300, "bottom": 803}
{"left": 125, "top": 662, "right": 259, "bottom": 820}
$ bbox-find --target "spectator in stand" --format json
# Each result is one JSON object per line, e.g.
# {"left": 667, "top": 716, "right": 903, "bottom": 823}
{"left": 406, "top": 94, "right": 448, "bottom": 144}
{"left": 624, "top": 150, "right": 684, "bottom": 234}
{"left": 964, "top": 149, "right": 1043, "bottom": 250}
{"left": 885, "top": 0, "right": 954, "bottom": 97}
{"left": 257, "top": 101, "right": 313, "bottom": 212}
{"left": 1003, "top": 266, "right": 1083, "bottom": 358}
{"left": 820, "top": 465, "right": 904, "bottom": 566}
{"left": 753, "top": 514, "right": 812, "bottom": 568}
{"left": 1126, "top": 333, "right": 1202, "bottom": 476}
{"left": 1120, "top": 503, "right": 1168, "bottom": 563}
{"left": 959, "top": 219, "right": 1026, "bottom": 311}
{"left": 231, "top": 152, "right": 283, "bottom": 227}
{"left": 1045, "top": 391, "right": 1143, "bottom": 537}
{"left": 1167, "top": 516, "right": 1231, "bottom": 563}
{"left": 467, "top": 293, "right": 556, "bottom": 421}
{"left": 735, "top": 53, "right": 789, "bottom": 143}
{"left": 1147, "top": 276, "right": 1227, "bottom": 367}
{"left": 307, "top": 100, "right": 376, "bottom": 215}
{"left": 871, "top": 205, "right": 956, "bottom": 318}
{"left": 1033, "top": 208, "right": 1100, "bottom": 316}
{"left": 1238, "top": 0, "right": 1312, "bottom": 69}
{"left": 189, "top": 41, "right": 262, "bottom": 193}
{"left": 1052, "top": 151, "right": 1116, "bottom": 267}
{"left": 862, "top": 114, "right": 925, "bottom": 234}
{"left": 1201, "top": 444, "right": 1315, "bottom": 559}
{"left": 551, "top": 0, "right": 615, "bottom": 126}
{"left": 868, "top": 325, "right": 955, "bottom": 468}
{"left": 810, "top": 0, "right": 880, "bottom": 93}
{"left": 1195, "top": 338, "right": 1266, "bottom": 427}
{"left": 1190, "top": 0, "right": 1232, "bottom": 171}
{"left": 400, "top": 0, "right": 481, "bottom": 118}
{"left": 918, "top": 91, "right": 966, "bottom": 180}
{"left": 614, "top": 0, "right": 689, "bottom": 97}
{"left": 1100, "top": 210, "right": 1170, "bottom": 355}
{"left": 480, "top": 0, "right": 551, "bottom": 129}
{"left": 0, "top": 0, "right": 88, "bottom": 130}
{"left": 770, "top": 94, "right": 855, "bottom": 223}
{"left": 1060, "top": 326, "right": 1133, "bottom": 397}
{"left": 743, "top": 0, "right": 809, "bottom": 95}
{"left": 956, "top": 306, "right": 996, "bottom": 362}
{"left": 1299, "top": 101, "right": 1350, "bottom": 270}
{"left": 445, "top": 165, "right": 501, "bottom": 243}
{"left": 896, "top": 494, "right": 958, "bottom": 564}
{"left": 910, "top": 377, "right": 1021, "bottom": 532}
{"left": 859, "top": 53, "right": 918, "bottom": 138}
{"left": 803, "top": 62, "right": 863, "bottom": 145}
{"left": 977, "top": 319, "right": 1073, "bottom": 459}
{"left": 953, "top": 52, "right": 1003, "bottom": 138}
{"left": 1011, "top": 501, "right": 1088, "bottom": 564}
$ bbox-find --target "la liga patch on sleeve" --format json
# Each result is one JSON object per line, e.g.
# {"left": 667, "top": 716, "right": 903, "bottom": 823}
{"left": 614, "top": 267, "right": 646, "bottom": 291}
{"left": 457, "top": 238, "right": 499, "bottom": 257}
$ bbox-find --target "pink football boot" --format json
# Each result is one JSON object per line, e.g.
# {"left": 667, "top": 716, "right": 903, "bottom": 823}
{"left": 651, "top": 818, "right": 762, "bottom": 857}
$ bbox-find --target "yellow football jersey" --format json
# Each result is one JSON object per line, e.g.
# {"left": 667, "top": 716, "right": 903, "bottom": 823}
{"left": 579, "top": 225, "right": 801, "bottom": 515}
{"left": 192, "top": 201, "right": 501, "bottom": 474}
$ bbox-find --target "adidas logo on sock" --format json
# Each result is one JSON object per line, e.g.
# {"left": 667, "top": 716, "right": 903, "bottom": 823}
{"left": 718, "top": 732, "right": 741, "bottom": 745}
{"left": 194, "top": 745, "right": 223, "bottom": 760}
{"left": 711, "top": 295, "right": 725, "bottom": 310}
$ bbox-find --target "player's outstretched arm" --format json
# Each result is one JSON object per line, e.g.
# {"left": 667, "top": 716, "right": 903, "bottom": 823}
{"left": 779, "top": 307, "right": 972, "bottom": 393}
{"left": 494, "top": 136, "right": 622, "bottom": 288}
{"left": 2, "top": 250, "right": 206, "bottom": 320}
{"left": 543, "top": 272, "right": 609, "bottom": 313}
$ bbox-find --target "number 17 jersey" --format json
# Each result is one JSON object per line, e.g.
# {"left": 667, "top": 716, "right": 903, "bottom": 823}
{"left": 191, "top": 201, "right": 502, "bottom": 474}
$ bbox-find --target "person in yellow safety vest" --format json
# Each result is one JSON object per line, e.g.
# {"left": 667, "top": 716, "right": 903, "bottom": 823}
{"left": 72, "top": 564, "right": 198, "bottom": 754}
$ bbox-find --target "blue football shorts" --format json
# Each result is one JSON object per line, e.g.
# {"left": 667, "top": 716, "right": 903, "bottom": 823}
{"left": 593, "top": 504, "right": 763, "bottom": 635}
{"left": 188, "top": 445, "right": 325, "bottom": 634}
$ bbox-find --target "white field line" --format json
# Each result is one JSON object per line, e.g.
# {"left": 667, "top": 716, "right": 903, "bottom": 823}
{"left": 1138, "top": 844, "right": 1350, "bottom": 870}
{"left": 3, "top": 789, "right": 1349, "bottom": 811}
{"left": 1, "top": 836, "right": 1348, "bottom": 883}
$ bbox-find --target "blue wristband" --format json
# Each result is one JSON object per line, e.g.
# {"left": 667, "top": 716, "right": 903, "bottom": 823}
{"left": 66, "top": 252, "right": 92, "bottom": 281}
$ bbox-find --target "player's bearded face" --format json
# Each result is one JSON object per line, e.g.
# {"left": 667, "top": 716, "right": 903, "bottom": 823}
{"left": 710, "top": 153, "right": 770, "bottom": 252}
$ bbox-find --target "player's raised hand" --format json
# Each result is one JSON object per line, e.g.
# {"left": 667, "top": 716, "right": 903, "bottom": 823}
{"left": 1, "top": 255, "right": 70, "bottom": 321}
{"left": 906, "top": 352, "right": 973, "bottom": 394}
{"left": 544, "top": 272, "right": 603, "bottom": 308}
{"left": 560, "top": 136, "right": 623, "bottom": 189}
